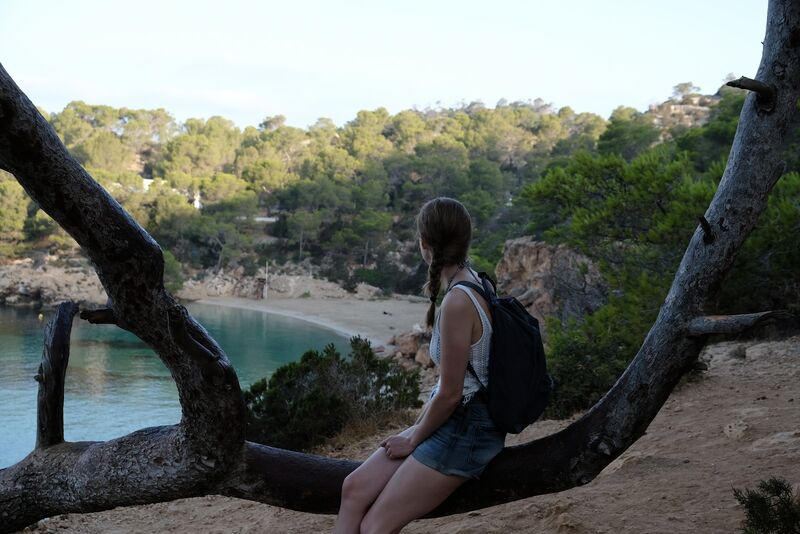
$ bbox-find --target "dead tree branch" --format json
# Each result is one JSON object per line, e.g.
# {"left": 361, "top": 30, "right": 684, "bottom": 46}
{"left": 726, "top": 76, "right": 777, "bottom": 112}
{"left": 36, "top": 302, "right": 79, "bottom": 449}
{"left": 687, "top": 311, "right": 794, "bottom": 336}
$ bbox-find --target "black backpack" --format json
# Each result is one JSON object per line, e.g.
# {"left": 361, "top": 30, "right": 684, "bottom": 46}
{"left": 453, "top": 272, "right": 554, "bottom": 434}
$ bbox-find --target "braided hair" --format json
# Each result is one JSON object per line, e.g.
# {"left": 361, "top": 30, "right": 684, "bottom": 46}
{"left": 415, "top": 197, "right": 473, "bottom": 328}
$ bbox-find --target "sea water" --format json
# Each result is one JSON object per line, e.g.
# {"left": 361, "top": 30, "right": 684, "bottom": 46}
{"left": 0, "top": 303, "right": 349, "bottom": 468}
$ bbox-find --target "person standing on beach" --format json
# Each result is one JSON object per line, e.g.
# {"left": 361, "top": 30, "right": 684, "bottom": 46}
{"left": 334, "top": 197, "right": 506, "bottom": 533}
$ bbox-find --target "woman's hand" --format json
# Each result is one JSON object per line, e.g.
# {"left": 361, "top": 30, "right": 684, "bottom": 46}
{"left": 380, "top": 431, "right": 417, "bottom": 460}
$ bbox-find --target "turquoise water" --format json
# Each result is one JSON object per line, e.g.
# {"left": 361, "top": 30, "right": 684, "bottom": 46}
{"left": 0, "top": 303, "right": 349, "bottom": 468}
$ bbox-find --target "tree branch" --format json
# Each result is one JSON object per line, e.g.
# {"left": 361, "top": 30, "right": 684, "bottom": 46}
{"left": 79, "top": 307, "right": 117, "bottom": 325}
{"left": 697, "top": 215, "right": 715, "bottom": 244}
{"left": 36, "top": 301, "right": 79, "bottom": 449}
{"left": 726, "top": 76, "right": 777, "bottom": 112}
{"left": 687, "top": 310, "right": 794, "bottom": 336}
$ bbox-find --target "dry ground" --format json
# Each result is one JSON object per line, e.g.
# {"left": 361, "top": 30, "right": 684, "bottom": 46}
{"left": 24, "top": 336, "right": 800, "bottom": 533}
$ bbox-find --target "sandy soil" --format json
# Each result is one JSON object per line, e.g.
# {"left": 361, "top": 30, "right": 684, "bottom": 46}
{"left": 196, "top": 295, "right": 429, "bottom": 349}
{"left": 22, "top": 335, "right": 800, "bottom": 534}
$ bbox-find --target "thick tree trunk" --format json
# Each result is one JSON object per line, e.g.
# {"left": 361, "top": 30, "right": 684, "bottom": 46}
{"left": 1, "top": 1, "right": 798, "bottom": 530}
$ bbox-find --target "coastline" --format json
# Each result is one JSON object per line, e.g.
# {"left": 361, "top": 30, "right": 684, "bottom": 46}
{"left": 194, "top": 295, "right": 429, "bottom": 349}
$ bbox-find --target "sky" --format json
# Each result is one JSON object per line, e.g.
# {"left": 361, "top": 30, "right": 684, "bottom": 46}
{"left": 0, "top": 0, "right": 767, "bottom": 129}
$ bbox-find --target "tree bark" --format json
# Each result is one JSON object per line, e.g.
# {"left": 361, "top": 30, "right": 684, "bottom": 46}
{"left": 1, "top": 0, "right": 799, "bottom": 530}
{"left": 35, "top": 302, "right": 79, "bottom": 449}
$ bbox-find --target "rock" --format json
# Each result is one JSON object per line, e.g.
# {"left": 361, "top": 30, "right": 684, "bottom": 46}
{"left": 398, "top": 359, "right": 417, "bottom": 371}
{"left": 699, "top": 342, "right": 746, "bottom": 368}
{"left": 728, "top": 345, "right": 747, "bottom": 360}
{"left": 373, "top": 345, "right": 385, "bottom": 353}
{"left": 415, "top": 343, "right": 432, "bottom": 368}
{"left": 723, "top": 420, "right": 749, "bottom": 439}
{"left": 745, "top": 343, "right": 771, "bottom": 361}
{"left": 394, "top": 331, "right": 423, "bottom": 356}
{"left": 354, "top": 282, "right": 382, "bottom": 299}
{"left": 0, "top": 257, "right": 106, "bottom": 308}
{"left": 751, "top": 431, "right": 800, "bottom": 452}
{"left": 495, "top": 237, "right": 606, "bottom": 340}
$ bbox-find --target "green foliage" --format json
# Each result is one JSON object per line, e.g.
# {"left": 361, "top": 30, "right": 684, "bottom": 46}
{"left": 23, "top": 208, "right": 59, "bottom": 242}
{"left": 597, "top": 106, "right": 660, "bottom": 161}
{"left": 676, "top": 91, "right": 745, "bottom": 171}
{"left": 29, "top": 88, "right": 794, "bottom": 328}
{"left": 543, "top": 277, "right": 665, "bottom": 418}
{"left": 719, "top": 171, "right": 800, "bottom": 313}
{"left": 733, "top": 478, "right": 800, "bottom": 534}
{"left": 523, "top": 89, "right": 800, "bottom": 417}
{"left": 159, "top": 116, "right": 241, "bottom": 177}
{"left": 243, "top": 337, "right": 421, "bottom": 451}
{"left": 72, "top": 131, "right": 136, "bottom": 171}
{"left": 162, "top": 249, "right": 184, "bottom": 293}
{"left": 0, "top": 175, "right": 29, "bottom": 241}
{"left": 33, "top": 96, "right": 625, "bottom": 280}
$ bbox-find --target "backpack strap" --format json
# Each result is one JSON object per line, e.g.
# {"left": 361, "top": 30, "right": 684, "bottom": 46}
{"left": 451, "top": 270, "right": 496, "bottom": 297}
{"left": 450, "top": 280, "right": 490, "bottom": 301}
{"left": 450, "top": 277, "right": 492, "bottom": 392}
{"left": 476, "top": 271, "right": 498, "bottom": 296}
{"left": 466, "top": 362, "right": 487, "bottom": 391}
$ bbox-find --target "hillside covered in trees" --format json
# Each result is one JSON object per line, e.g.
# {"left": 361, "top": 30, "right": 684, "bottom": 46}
{"left": 3, "top": 80, "right": 797, "bottom": 417}
{"left": 0, "top": 82, "right": 736, "bottom": 293}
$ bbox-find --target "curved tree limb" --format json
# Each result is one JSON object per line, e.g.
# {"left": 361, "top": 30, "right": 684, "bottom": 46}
{"left": 0, "top": 57, "right": 246, "bottom": 530}
{"left": 0, "top": 0, "right": 798, "bottom": 530}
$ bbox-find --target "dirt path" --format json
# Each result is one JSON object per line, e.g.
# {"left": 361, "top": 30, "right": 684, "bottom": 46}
{"left": 24, "top": 336, "right": 800, "bottom": 533}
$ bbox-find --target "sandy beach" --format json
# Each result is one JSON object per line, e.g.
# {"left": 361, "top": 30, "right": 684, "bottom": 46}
{"left": 195, "top": 295, "right": 429, "bottom": 349}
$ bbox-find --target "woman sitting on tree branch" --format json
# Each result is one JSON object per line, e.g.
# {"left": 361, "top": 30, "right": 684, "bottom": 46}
{"left": 334, "top": 197, "right": 506, "bottom": 533}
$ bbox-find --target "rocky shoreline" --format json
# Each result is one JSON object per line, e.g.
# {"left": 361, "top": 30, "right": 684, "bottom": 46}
{"left": 0, "top": 256, "right": 107, "bottom": 308}
{"left": 0, "top": 256, "right": 384, "bottom": 309}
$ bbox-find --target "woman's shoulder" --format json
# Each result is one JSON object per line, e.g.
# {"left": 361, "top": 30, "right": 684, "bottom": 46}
{"left": 441, "top": 286, "right": 474, "bottom": 314}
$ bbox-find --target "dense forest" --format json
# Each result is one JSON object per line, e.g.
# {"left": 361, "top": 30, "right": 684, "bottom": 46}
{"left": 0, "top": 83, "right": 746, "bottom": 289}
{"left": 1, "top": 81, "right": 798, "bottom": 415}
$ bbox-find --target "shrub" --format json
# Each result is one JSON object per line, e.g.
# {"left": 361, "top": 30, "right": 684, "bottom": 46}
{"left": 243, "top": 337, "right": 422, "bottom": 451}
{"left": 162, "top": 249, "right": 184, "bottom": 293}
{"left": 733, "top": 477, "right": 800, "bottom": 533}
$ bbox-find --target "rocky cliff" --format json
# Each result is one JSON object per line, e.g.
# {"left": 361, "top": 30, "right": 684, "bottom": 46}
{"left": 495, "top": 236, "right": 607, "bottom": 338}
{"left": 387, "top": 237, "right": 607, "bottom": 360}
{"left": 0, "top": 257, "right": 107, "bottom": 307}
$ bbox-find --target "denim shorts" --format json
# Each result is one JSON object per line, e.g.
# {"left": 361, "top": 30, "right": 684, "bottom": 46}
{"left": 411, "top": 395, "right": 506, "bottom": 479}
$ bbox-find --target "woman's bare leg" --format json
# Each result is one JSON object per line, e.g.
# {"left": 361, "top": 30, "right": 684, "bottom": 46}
{"left": 333, "top": 427, "right": 414, "bottom": 534}
{"left": 359, "top": 456, "right": 467, "bottom": 534}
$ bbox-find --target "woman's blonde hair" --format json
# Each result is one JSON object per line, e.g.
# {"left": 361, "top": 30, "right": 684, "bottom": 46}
{"left": 415, "top": 197, "right": 472, "bottom": 328}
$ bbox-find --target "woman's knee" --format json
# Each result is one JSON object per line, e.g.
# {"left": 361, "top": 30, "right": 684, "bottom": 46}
{"left": 340, "top": 471, "right": 369, "bottom": 509}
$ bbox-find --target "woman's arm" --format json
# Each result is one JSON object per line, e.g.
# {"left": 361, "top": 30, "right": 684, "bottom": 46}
{"left": 382, "top": 291, "right": 473, "bottom": 458}
{"left": 413, "top": 400, "right": 430, "bottom": 425}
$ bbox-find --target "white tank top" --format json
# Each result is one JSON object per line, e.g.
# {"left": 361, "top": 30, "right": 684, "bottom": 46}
{"left": 429, "top": 284, "right": 492, "bottom": 404}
